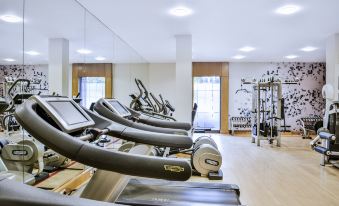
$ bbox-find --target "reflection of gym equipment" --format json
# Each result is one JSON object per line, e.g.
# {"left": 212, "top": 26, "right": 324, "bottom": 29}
{"left": 0, "top": 77, "right": 68, "bottom": 178}
{"left": 298, "top": 116, "right": 323, "bottom": 139}
{"left": 0, "top": 98, "right": 9, "bottom": 131}
{"left": 0, "top": 139, "right": 36, "bottom": 185}
{"left": 12, "top": 95, "right": 241, "bottom": 205}
{"left": 242, "top": 77, "right": 298, "bottom": 146}
{"left": 310, "top": 85, "right": 339, "bottom": 168}
{"left": 0, "top": 98, "right": 9, "bottom": 113}
{"left": 94, "top": 98, "right": 223, "bottom": 180}
{"left": 0, "top": 138, "right": 48, "bottom": 183}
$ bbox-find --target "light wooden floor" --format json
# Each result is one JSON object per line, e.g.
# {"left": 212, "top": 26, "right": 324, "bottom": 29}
{"left": 191, "top": 134, "right": 339, "bottom": 206}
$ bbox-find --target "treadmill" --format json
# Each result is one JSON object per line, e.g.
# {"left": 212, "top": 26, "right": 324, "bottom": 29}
{"left": 13, "top": 95, "right": 241, "bottom": 205}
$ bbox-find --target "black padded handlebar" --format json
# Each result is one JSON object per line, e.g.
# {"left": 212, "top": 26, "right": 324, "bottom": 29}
{"left": 138, "top": 116, "right": 192, "bottom": 131}
{"left": 15, "top": 100, "right": 192, "bottom": 181}
{"left": 85, "top": 107, "right": 192, "bottom": 148}
{"left": 94, "top": 98, "right": 189, "bottom": 136}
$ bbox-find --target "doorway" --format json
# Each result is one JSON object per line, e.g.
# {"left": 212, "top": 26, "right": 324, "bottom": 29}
{"left": 192, "top": 62, "right": 229, "bottom": 134}
{"left": 72, "top": 63, "right": 112, "bottom": 108}
{"left": 193, "top": 76, "right": 221, "bottom": 131}
{"left": 79, "top": 77, "right": 106, "bottom": 108}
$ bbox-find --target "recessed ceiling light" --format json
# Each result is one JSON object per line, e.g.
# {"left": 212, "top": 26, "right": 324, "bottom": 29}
{"left": 95, "top": 56, "right": 106, "bottom": 61}
{"left": 275, "top": 5, "right": 301, "bottom": 15}
{"left": 233, "top": 55, "right": 246, "bottom": 59}
{"left": 25, "top": 50, "right": 40, "bottom": 56}
{"left": 285, "top": 55, "right": 298, "bottom": 59}
{"left": 3, "top": 58, "right": 16, "bottom": 62}
{"left": 0, "top": 14, "right": 23, "bottom": 23}
{"left": 300, "top": 46, "right": 318, "bottom": 52}
{"left": 77, "top": 49, "right": 92, "bottom": 54}
{"left": 169, "top": 7, "right": 193, "bottom": 17}
{"left": 239, "top": 46, "right": 256, "bottom": 52}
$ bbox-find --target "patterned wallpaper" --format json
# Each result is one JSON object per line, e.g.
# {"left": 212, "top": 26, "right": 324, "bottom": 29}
{"left": 0, "top": 64, "right": 48, "bottom": 96}
{"left": 229, "top": 62, "right": 326, "bottom": 131}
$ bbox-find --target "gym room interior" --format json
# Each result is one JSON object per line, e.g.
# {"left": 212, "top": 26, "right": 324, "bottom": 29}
{"left": 0, "top": 0, "right": 339, "bottom": 206}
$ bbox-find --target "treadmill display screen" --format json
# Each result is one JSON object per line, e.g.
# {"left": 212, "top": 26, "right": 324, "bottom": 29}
{"left": 108, "top": 100, "right": 130, "bottom": 116}
{"left": 48, "top": 101, "right": 89, "bottom": 125}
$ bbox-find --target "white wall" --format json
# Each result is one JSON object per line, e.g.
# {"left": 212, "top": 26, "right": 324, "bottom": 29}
{"left": 113, "top": 62, "right": 188, "bottom": 120}
{"left": 148, "top": 63, "right": 176, "bottom": 114}
{"left": 113, "top": 63, "right": 149, "bottom": 106}
{"left": 229, "top": 62, "right": 326, "bottom": 131}
{"left": 0, "top": 64, "right": 49, "bottom": 96}
{"left": 229, "top": 62, "right": 267, "bottom": 117}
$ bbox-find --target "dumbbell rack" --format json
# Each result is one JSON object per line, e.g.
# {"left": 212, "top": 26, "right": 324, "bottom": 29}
{"left": 299, "top": 116, "right": 323, "bottom": 139}
{"left": 230, "top": 117, "right": 251, "bottom": 135}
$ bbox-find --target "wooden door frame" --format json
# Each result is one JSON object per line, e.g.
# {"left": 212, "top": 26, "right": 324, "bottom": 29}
{"left": 72, "top": 63, "right": 113, "bottom": 98}
{"left": 192, "top": 62, "right": 229, "bottom": 134}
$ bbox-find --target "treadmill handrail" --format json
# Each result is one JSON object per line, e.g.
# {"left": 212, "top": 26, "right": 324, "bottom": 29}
{"left": 85, "top": 106, "right": 192, "bottom": 148}
{"left": 15, "top": 100, "right": 192, "bottom": 181}
{"left": 0, "top": 178, "right": 115, "bottom": 206}
{"left": 94, "top": 98, "right": 189, "bottom": 136}
{"left": 139, "top": 116, "right": 192, "bottom": 131}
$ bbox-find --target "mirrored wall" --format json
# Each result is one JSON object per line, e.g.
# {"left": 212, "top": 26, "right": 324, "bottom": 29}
{"left": 0, "top": 0, "right": 147, "bottom": 184}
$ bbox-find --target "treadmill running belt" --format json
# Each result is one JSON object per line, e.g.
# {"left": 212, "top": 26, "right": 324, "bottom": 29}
{"left": 116, "top": 178, "right": 241, "bottom": 206}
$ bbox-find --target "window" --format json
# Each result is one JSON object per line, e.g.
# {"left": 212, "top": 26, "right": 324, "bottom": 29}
{"left": 79, "top": 77, "right": 105, "bottom": 108}
{"left": 193, "top": 76, "right": 221, "bottom": 131}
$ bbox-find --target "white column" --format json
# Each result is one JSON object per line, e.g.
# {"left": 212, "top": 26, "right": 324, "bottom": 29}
{"left": 48, "top": 38, "right": 70, "bottom": 96}
{"left": 326, "top": 34, "right": 339, "bottom": 101}
{"left": 175, "top": 35, "right": 192, "bottom": 122}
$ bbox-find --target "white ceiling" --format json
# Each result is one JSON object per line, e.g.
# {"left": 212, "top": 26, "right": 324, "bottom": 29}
{"left": 0, "top": 0, "right": 145, "bottom": 65}
{"left": 78, "top": 0, "right": 339, "bottom": 62}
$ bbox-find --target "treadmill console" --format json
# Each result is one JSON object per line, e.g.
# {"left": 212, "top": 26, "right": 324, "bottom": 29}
{"left": 104, "top": 99, "right": 131, "bottom": 118}
{"left": 31, "top": 95, "right": 95, "bottom": 133}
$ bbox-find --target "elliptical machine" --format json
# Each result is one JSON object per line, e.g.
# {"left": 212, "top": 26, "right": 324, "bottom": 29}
{"left": 130, "top": 79, "right": 176, "bottom": 121}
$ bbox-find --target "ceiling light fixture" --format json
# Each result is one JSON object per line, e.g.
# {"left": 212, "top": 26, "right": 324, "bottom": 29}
{"left": 77, "top": 49, "right": 92, "bottom": 54}
{"left": 285, "top": 55, "right": 298, "bottom": 59}
{"left": 25, "top": 50, "right": 40, "bottom": 56}
{"left": 95, "top": 56, "right": 106, "bottom": 61}
{"left": 300, "top": 46, "right": 318, "bottom": 52}
{"left": 3, "top": 58, "right": 16, "bottom": 62}
{"left": 169, "top": 6, "right": 193, "bottom": 17}
{"left": 239, "top": 46, "right": 256, "bottom": 52}
{"left": 275, "top": 5, "right": 301, "bottom": 15}
{"left": 233, "top": 55, "right": 246, "bottom": 60}
{"left": 0, "top": 14, "right": 23, "bottom": 23}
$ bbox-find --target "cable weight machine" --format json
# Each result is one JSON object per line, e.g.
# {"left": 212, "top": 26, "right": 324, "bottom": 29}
{"left": 241, "top": 77, "right": 298, "bottom": 146}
